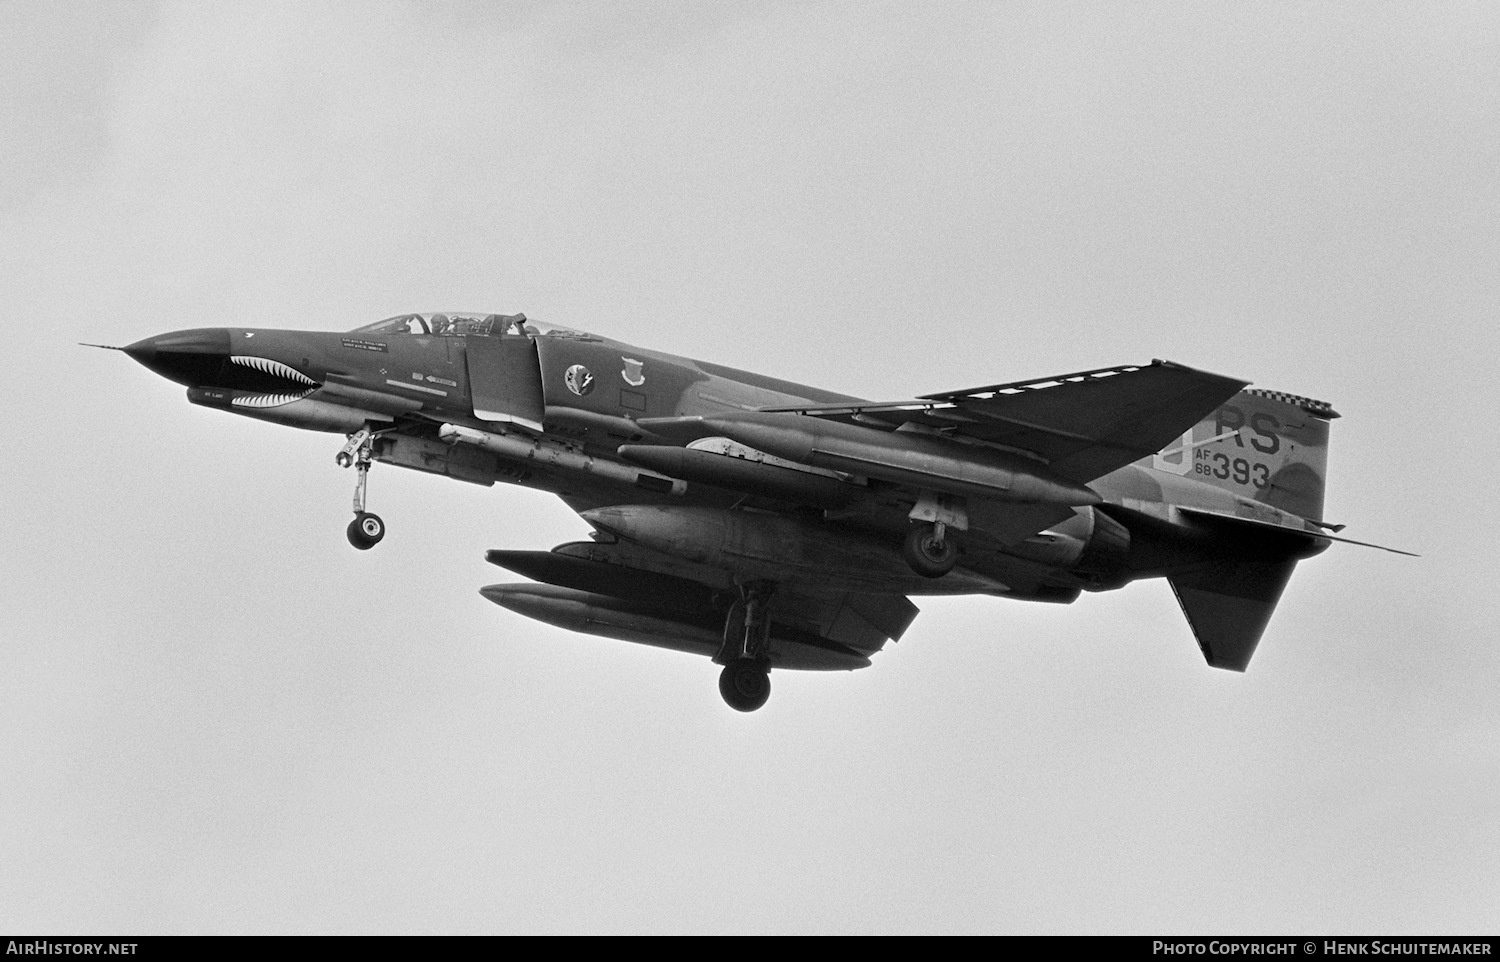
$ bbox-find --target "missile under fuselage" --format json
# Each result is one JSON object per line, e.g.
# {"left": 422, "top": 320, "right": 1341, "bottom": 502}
{"left": 616, "top": 442, "right": 860, "bottom": 506}
{"left": 695, "top": 412, "right": 1101, "bottom": 506}
{"left": 439, "top": 423, "right": 687, "bottom": 495}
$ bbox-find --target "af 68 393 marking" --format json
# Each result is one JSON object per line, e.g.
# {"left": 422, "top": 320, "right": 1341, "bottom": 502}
{"left": 1195, "top": 449, "right": 1270, "bottom": 489}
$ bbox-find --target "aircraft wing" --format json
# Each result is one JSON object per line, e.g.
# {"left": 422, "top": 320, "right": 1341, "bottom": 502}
{"left": 761, "top": 359, "right": 1249, "bottom": 485}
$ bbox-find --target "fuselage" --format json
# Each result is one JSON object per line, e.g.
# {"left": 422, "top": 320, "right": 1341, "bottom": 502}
{"left": 122, "top": 312, "right": 1329, "bottom": 604}
{"left": 113, "top": 309, "right": 1366, "bottom": 704}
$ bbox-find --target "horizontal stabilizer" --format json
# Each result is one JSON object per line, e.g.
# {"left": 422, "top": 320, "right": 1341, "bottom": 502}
{"left": 1177, "top": 507, "right": 1418, "bottom": 557}
{"left": 1169, "top": 559, "right": 1298, "bottom": 671}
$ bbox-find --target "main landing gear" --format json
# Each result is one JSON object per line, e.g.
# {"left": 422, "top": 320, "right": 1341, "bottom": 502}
{"left": 903, "top": 522, "right": 957, "bottom": 578}
{"left": 338, "top": 424, "right": 385, "bottom": 550}
{"left": 902, "top": 491, "right": 966, "bottom": 578}
{"left": 714, "top": 581, "right": 775, "bottom": 712}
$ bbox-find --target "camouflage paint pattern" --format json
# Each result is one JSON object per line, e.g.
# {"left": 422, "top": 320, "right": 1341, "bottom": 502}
{"left": 119, "top": 311, "right": 1362, "bottom": 679}
{"left": 1141, "top": 387, "right": 1335, "bottom": 522}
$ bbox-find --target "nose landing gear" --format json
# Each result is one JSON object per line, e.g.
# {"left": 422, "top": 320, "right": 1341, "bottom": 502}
{"left": 338, "top": 425, "right": 386, "bottom": 550}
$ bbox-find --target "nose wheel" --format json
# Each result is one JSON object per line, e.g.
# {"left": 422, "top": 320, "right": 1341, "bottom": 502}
{"left": 347, "top": 512, "right": 385, "bottom": 550}
{"left": 338, "top": 424, "right": 388, "bottom": 550}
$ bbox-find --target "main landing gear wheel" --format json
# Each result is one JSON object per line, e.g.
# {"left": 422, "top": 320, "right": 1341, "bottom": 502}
{"left": 719, "top": 659, "right": 771, "bottom": 713}
{"left": 903, "top": 523, "right": 957, "bottom": 578}
{"left": 347, "top": 512, "right": 385, "bottom": 550}
{"left": 714, "top": 581, "right": 777, "bottom": 711}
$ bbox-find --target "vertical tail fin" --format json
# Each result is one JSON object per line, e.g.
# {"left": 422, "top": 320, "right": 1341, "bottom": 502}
{"left": 1149, "top": 386, "right": 1337, "bottom": 669}
{"left": 1150, "top": 387, "right": 1338, "bottom": 521}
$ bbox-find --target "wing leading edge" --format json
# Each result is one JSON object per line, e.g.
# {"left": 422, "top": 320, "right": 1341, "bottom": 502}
{"left": 760, "top": 359, "right": 1249, "bottom": 485}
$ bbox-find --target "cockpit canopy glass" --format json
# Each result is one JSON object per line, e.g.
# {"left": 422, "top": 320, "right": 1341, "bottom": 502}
{"left": 349, "top": 312, "right": 589, "bottom": 339}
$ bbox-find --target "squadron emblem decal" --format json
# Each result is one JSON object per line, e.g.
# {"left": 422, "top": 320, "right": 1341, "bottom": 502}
{"left": 621, "top": 356, "right": 646, "bottom": 387}
{"left": 564, "top": 364, "right": 595, "bottom": 396}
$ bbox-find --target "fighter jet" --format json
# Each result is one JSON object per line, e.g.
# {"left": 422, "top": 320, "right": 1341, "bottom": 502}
{"left": 102, "top": 311, "right": 1411, "bottom": 711}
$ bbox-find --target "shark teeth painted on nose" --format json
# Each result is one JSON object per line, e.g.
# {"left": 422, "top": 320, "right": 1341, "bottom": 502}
{"left": 229, "top": 355, "right": 318, "bottom": 386}
{"left": 227, "top": 355, "right": 319, "bottom": 408}
{"left": 232, "top": 391, "right": 315, "bottom": 409}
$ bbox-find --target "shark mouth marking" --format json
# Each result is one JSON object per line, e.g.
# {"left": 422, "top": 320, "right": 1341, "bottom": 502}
{"left": 232, "top": 390, "right": 316, "bottom": 408}
{"left": 227, "top": 355, "right": 319, "bottom": 408}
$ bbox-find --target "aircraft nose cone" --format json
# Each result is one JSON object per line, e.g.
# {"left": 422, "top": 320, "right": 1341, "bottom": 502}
{"left": 122, "top": 328, "right": 232, "bottom": 386}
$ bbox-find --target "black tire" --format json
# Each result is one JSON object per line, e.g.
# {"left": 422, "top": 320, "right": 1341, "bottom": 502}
{"left": 347, "top": 512, "right": 385, "bottom": 550}
{"left": 903, "top": 524, "right": 957, "bottom": 577}
{"left": 718, "top": 659, "right": 771, "bottom": 712}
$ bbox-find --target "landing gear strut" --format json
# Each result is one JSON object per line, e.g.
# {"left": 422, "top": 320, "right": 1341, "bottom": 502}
{"left": 338, "top": 424, "right": 385, "bottom": 550}
{"left": 715, "top": 581, "right": 775, "bottom": 712}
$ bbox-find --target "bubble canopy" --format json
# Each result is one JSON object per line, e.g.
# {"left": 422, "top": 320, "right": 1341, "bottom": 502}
{"left": 348, "top": 312, "right": 587, "bottom": 339}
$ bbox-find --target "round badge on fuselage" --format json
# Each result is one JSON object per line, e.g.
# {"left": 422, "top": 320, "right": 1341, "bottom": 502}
{"left": 564, "top": 364, "right": 595, "bottom": 396}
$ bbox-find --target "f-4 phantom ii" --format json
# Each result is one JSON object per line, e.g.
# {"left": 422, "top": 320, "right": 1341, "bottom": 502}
{"left": 104, "top": 311, "right": 1411, "bottom": 711}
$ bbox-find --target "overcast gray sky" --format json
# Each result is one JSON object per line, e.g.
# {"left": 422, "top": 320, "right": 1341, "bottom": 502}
{"left": 2, "top": 0, "right": 1497, "bottom": 934}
